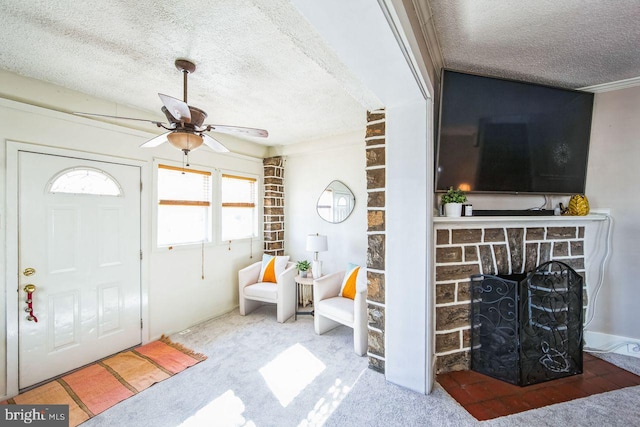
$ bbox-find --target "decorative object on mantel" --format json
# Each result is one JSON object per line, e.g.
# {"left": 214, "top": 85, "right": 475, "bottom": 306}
{"left": 306, "top": 234, "right": 328, "bottom": 278}
{"left": 295, "top": 260, "right": 311, "bottom": 278}
{"left": 563, "top": 194, "right": 590, "bottom": 216}
{"left": 440, "top": 187, "right": 467, "bottom": 217}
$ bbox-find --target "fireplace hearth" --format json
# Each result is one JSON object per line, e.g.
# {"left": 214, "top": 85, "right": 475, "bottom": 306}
{"left": 470, "top": 261, "right": 583, "bottom": 386}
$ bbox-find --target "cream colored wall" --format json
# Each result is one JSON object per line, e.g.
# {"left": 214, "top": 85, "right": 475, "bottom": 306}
{"left": 584, "top": 85, "right": 640, "bottom": 342}
{"left": 281, "top": 132, "right": 367, "bottom": 274}
{"left": 0, "top": 72, "right": 266, "bottom": 398}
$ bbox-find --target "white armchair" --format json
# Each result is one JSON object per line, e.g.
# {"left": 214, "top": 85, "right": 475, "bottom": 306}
{"left": 313, "top": 270, "right": 368, "bottom": 356}
{"left": 238, "top": 261, "right": 297, "bottom": 323}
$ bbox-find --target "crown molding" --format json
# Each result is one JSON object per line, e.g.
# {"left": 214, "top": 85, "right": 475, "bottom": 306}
{"left": 412, "top": 0, "right": 444, "bottom": 82}
{"left": 580, "top": 76, "right": 640, "bottom": 93}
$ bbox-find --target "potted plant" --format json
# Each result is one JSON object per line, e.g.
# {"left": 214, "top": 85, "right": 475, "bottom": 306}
{"left": 296, "top": 260, "right": 311, "bottom": 278}
{"left": 441, "top": 187, "right": 467, "bottom": 217}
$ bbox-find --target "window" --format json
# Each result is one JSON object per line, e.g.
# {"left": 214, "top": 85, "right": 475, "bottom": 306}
{"left": 49, "top": 167, "right": 122, "bottom": 196}
{"left": 157, "top": 164, "right": 212, "bottom": 246}
{"left": 221, "top": 174, "right": 257, "bottom": 241}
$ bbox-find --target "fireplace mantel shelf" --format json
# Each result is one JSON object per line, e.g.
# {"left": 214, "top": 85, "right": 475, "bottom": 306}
{"left": 434, "top": 213, "right": 608, "bottom": 224}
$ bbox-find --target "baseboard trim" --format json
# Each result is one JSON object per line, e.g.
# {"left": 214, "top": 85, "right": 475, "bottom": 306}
{"left": 584, "top": 330, "right": 640, "bottom": 359}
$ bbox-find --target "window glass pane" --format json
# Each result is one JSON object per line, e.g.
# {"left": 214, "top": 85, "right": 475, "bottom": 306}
{"left": 157, "top": 205, "right": 211, "bottom": 246}
{"left": 221, "top": 174, "right": 257, "bottom": 240}
{"left": 157, "top": 164, "right": 212, "bottom": 246}
{"left": 49, "top": 168, "right": 122, "bottom": 196}
{"left": 158, "top": 167, "right": 210, "bottom": 202}
{"left": 221, "top": 175, "right": 255, "bottom": 203}
{"left": 221, "top": 207, "right": 256, "bottom": 241}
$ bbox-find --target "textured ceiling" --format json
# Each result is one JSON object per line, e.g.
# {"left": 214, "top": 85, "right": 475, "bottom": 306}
{"left": 420, "top": 0, "right": 640, "bottom": 89}
{"left": 0, "top": 0, "right": 380, "bottom": 146}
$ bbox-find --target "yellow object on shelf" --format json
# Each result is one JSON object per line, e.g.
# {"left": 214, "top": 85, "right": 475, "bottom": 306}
{"left": 565, "top": 195, "right": 590, "bottom": 216}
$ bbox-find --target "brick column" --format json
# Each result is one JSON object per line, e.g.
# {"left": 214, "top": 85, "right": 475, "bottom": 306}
{"left": 366, "top": 109, "right": 386, "bottom": 372}
{"left": 263, "top": 156, "right": 285, "bottom": 256}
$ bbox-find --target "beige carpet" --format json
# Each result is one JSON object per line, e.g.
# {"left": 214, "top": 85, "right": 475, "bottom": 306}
{"left": 75, "top": 306, "right": 639, "bottom": 426}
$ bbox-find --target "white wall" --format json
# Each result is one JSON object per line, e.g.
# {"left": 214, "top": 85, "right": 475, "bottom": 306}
{"left": 293, "top": 0, "right": 433, "bottom": 393}
{"left": 0, "top": 72, "right": 265, "bottom": 398}
{"left": 281, "top": 132, "right": 367, "bottom": 273}
{"left": 385, "top": 100, "right": 431, "bottom": 392}
{"left": 584, "top": 85, "right": 640, "bottom": 343}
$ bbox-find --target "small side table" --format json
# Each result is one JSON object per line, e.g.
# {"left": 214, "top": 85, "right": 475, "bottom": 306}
{"left": 295, "top": 274, "right": 315, "bottom": 320}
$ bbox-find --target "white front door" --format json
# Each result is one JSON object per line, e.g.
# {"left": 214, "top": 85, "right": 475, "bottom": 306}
{"left": 18, "top": 151, "right": 142, "bottom": 388}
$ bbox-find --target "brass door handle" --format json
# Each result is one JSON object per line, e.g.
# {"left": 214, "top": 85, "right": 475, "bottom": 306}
{"left": 24, "top": 284, "right": 36, "bottom": 293}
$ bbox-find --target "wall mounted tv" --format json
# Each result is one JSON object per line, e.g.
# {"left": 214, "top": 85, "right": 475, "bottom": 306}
{"left": 435, "top": 70, "right": 594, "bottom": 195}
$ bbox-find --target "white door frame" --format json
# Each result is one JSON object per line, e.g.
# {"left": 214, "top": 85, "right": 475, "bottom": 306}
{"left": 5, "top": 141, "right": 150, "bottom": 397}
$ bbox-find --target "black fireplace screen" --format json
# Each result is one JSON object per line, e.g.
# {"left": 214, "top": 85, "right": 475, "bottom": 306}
{"left": 470, "top": 261, "right": 583, "bottom": 386}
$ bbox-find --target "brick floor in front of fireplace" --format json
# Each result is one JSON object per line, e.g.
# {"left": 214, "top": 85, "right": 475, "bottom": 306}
{"left": 436, "top": 353, "right": 640, "bottom": 421}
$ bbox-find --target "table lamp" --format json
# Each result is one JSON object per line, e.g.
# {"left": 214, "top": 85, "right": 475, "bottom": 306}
{"left": 306, "top": 234, "right": 328, "bottom": 278}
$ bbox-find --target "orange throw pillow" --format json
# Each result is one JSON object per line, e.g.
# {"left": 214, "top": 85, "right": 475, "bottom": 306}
{"left": 339, "top": 264, "right": 360, "bottom": 300}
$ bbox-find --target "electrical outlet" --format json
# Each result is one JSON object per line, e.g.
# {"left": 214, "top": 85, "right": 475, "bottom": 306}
{"left": 627, "top": 343, "right": 640, "bottom": 353}
{"left": 179, "top": 328, "right": 191, "bottom": 335}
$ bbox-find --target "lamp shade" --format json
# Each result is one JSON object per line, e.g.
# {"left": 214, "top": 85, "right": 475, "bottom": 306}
{"left": 306, "top": 234, "right": 328, "bottom": 252}
{"left": 167, "top": 131, "right": 204, "bottom": 152}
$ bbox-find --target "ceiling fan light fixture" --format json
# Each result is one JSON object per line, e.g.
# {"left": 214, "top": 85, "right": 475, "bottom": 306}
{"left": 167, "top": 131, "right": 203, "bottom": 152}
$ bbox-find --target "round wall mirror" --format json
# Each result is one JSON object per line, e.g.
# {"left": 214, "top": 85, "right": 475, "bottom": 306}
{"left": 317, "top": 180, "right": 355, "bottom": 223}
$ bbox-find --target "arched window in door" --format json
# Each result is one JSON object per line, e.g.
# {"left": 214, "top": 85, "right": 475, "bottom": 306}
{"left": 48, "top": 167, "right": 123, "bottom": 196}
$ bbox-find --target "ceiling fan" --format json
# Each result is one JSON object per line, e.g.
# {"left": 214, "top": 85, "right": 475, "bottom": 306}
{"left": 75, "top": 59, "right": 268, "bottom": 157}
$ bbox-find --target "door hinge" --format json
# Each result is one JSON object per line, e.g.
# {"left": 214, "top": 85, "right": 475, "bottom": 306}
{"left": 140, "top": 250, "right": 143, "bottom": 260}
{"left": 140, "top": 181, "right": 143, "bottom": 192}
{"left": 140, "top": 319, "right": 143, "bottom": 329}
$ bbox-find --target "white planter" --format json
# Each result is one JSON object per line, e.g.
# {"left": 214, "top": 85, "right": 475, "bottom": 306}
{"left": 444, "top": 203, "right": 463, "bottom": 217}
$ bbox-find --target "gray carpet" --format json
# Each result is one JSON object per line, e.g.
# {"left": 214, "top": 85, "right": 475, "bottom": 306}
{"left": 82, "top": 306, "right": 640, "bottom": 426}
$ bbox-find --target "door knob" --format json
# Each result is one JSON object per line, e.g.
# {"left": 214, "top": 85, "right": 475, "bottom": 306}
{"left": 24, "top": 284, "right": 36, "bottom": 293}
{"left": 23, "top": 267, "right": 36, "bottom": 277}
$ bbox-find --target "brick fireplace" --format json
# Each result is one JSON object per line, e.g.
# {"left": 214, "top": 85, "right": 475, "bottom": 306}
{"left": 434, "top": 218, "right": 594, "bottom": 374}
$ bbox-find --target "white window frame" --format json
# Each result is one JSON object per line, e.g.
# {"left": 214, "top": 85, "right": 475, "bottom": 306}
{"left": 153, "top": 159, "right": 215, "bottom": 249}
{"left": 219, "top": 170, "right": 259, "bottom": 242}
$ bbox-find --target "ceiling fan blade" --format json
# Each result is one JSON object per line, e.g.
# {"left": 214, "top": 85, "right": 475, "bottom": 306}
{"left": 159, "top": 93, "right": 191, "bottom": 123}
{"left": 202, "top": 134, "right": 230, "bottom": 153}
{"left": 204, "top": 124, "right": 268, "bottom": 138}
{"left": 74, "top": 112, "right": 165, "bottom": 127}
{"left": 140, "top": 132, "right": 171, "bottom": 148}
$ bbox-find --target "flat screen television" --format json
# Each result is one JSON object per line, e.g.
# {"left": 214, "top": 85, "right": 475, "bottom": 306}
{"left": 435, "top": 70, "right": 594, "bottom": 195}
